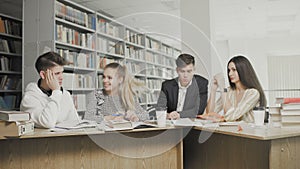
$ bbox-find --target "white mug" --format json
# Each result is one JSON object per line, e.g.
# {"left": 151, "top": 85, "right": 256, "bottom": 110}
{"left": 253, "top": 108, "right": 265, "bottom": 126}
{"left": 156, "top": 107, "right": 167, "bottom": 127}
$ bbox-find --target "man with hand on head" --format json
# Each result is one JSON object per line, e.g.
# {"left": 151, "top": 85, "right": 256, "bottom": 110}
{"left": 157, "top": 53, "right": 208, "bottom": 119}
{"left": 20, "top": 51, "right": 79, "bottom": 128}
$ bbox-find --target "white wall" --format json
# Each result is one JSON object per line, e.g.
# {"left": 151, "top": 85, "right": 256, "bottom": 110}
{"left": 216, "top": 35, "right": 300, "bottom": 92}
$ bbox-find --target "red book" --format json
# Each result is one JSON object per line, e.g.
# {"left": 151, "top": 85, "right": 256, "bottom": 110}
{"left": 276, "top": 97, "right": 300, "bottom": 104}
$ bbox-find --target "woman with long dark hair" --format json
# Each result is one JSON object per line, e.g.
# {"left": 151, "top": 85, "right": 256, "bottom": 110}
{"left": 204, "top": 55, "right": 266, "bottom": 122}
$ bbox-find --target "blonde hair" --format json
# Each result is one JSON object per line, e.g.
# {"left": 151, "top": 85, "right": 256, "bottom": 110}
{"left": 104, "top": 63, "right": 147, "bottom": 111}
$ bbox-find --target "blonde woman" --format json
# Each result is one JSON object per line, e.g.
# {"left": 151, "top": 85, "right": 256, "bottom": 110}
{"left": 85, "top": 62, "right": 149, "bottom": 122}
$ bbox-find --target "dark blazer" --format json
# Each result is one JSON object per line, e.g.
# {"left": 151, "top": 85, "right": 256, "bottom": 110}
{"left": 157, "top": 74, "right": 208, "bottom": 118}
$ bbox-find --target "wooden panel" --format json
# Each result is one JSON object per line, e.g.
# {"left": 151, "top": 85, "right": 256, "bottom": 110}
{"left": 270, "top": 137, "right": 300, "bottom": 169}
{"left": 184, "top": 130, "right": 270, "bottom": 169}
{"left": 0, "top": 130, "right": 183, "bottom": 169}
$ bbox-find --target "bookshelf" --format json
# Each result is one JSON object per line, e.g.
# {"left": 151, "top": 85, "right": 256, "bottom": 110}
{"left": 24, "top": 0, "right": 180, "bottom": 113}
{"left": 0, "top": 13, "right": 22, "bottom": 110}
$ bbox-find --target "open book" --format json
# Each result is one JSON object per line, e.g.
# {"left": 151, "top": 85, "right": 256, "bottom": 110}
{"left": 55, "top": 120, "right": 98, "bottom": 130}
{"left": 104, "top": 119, "right": 157, "bottom": 131}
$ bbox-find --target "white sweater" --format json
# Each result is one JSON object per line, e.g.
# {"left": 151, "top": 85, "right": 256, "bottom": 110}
{"left": 20, "top": 82, "right": 79, "bottom": 128}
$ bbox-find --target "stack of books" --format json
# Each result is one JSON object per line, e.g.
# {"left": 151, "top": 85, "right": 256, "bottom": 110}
{"left": 271, "top": 97, "right": 300, "bottom": 128}
{"left": 0, "top": 110, "right": 34, "bottom": 138}
{"left": 268, "top": 106, "right": 281, "bottom": 126}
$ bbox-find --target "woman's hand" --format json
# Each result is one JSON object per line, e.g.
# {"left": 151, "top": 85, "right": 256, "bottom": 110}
{"left": 125, "top": 110, "right": 139, "bottom": 122}
{"left": 210, "top": 79, "right": 218, "bottom": 92}
{"left": 197, "top": 112, "right": 225, "bottom": 122}
{"left": 214, "top": 73, "right": 225, "bottom": 89}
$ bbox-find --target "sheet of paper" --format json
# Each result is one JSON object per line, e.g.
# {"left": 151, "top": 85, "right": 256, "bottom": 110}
{"left": 55, "top": 120, "right": 97, "bottom": 130}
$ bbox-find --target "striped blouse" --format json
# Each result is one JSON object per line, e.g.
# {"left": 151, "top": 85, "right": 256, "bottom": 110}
{"left": 214, "top": 88, "right": 260, "bottom": 123}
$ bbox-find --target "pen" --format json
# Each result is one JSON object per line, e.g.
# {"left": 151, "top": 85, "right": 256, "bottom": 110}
{"left": 111, "top": 113, "right": 123, "bottom": 116}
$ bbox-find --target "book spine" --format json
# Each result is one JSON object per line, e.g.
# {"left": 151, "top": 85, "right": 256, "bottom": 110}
{"left": 18, "top": 121, "right": 34, "bottom": 135}
{"left": 284, "top": 98, "right": 300, "bottom": 104}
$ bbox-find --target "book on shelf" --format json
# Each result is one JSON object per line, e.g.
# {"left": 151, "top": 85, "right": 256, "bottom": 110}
{"left": 3, "top": 95, "right": 17, "bottom": 109}
{"left": 0, "top": 39, "right": 21, "bottom": 54}
{"left": 0, "top": 110, "right": 30, "bottom": 122}
{"left": 0, "top": 120, "right": 34, "bottom": 138}
{"left": 0, "top": 75, "right": 22, "bottom": 90}
{"left": 72, "top": 94, "right": 86, "bottom": 110}
{"left": 98, "top": 57, "right": 119, "bottom": 69}
{"left": 0, "top": 16, "right": 22, "bottom": 36}
{"left": 55, "top": 1, "right": 95, "bottom": 29}
{"left": 0, "top": 17, "right": 5, "bottom": 33}
{"left": 0, "top": 96, "right": 8, "bottom": 109}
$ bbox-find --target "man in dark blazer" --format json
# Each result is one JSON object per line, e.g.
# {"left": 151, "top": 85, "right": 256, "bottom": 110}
{"left": 157, "top": 54, "right": 208, "bottom": 119}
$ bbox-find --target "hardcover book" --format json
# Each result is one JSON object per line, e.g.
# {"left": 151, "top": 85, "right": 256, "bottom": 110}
{"left": 0, "top": 110, "right": 30, "bottom": 122}
{"left": 0, "top": 120, "right": 34, "bottom": 138}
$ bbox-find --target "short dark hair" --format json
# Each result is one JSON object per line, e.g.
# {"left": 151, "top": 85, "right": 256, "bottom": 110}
{"left": 35, "top": 51, "right": 67, "bottom": 73}
{"left": 176, "top": 53, "right": 195, "bottom": 67}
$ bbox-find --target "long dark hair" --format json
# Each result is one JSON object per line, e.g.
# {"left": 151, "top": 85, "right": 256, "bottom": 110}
{"left": 227, "top": 55, "right": 266, "bottom": 107}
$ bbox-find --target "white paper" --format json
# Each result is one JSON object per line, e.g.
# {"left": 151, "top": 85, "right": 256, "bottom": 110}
{"left": 55, "top": 119, "right": 97, "bottom": 130}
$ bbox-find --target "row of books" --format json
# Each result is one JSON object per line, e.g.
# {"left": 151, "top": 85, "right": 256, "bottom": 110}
{"left": 63, "top": 73, "right": 94, "bottom": 89}
{"left": 145, "top": 52, "right": 176, "bottom": 67}
{"left": 147, "top": 65, "right": 174, "bottom": 78}
{"left": 269, "top": 97, "right": 300, "bottom": 127}
{"left": 125, "top": 46, "right": 144, "bottom": 60}
{"left": 126, "top": 30, "right": 143, "bottom": 46}
{"left": 97, "top": 37, "right": 124, "bottom": 55}
{"left": 0, "top": 95, "right": 21, "bottom": 109}
{"left": 98, "top": 18, "right": 121, "bottom": 38}
{"left": 97, "top": 57, "right": 122, "bottom": 69}
{"left": 0, "top": 56, "right": 22, "bottom": 72}
{"left": 0, "top": 16, "right": 22, "bottom": 37}
{"left": 56, "top": 24, "right": 95, "bottom": 49}
{"left": 97, "top": 75, "right": 103, "bottom": 89}
{"left": 55, "top": 1, "right": 96, "bottom": 30}
{"left": 0, "top": 75, "right": 22, "bottom": 90}
{"left": 145, "top": 37, "right": 160, "bottom": 51}
{"left": 147, "top": 79, "right": 162, "bottom": 90}
{"left": 0, "top": 38, "right": 22, "bottom": 54}
{"left": 145, "top": 52, "right": 158, "bottom": 63}
{"left": 56, "top": 48, "right": 95, "bottom": 69}
{"left": 147, "top": 92, "right": 160, "bottom": 103}
{"left": 72, "top": 94, "right": 86, "bottom": 111}
{"left": 101, "top": 61, "right": 174, "bottom": 79}
{"left": 125, "top": 61, "right": 146, "bottom": 75}
{"left": 161, "top": 44, "right": 173, "bottom": 55}
{"left": 138, "top": 93, "right": 147, "bottom": 104}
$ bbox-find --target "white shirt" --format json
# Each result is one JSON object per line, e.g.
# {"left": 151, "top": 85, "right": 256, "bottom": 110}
{"left": 176, "top": 80, "right": 192, "bottom": 112}
{"left": 20, "top": 82, "right": 79, "bottom": 128}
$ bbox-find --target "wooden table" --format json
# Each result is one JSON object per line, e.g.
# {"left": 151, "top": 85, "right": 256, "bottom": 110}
{"left": 184, "top": 123, "right": 300, "bottom": 169}
{"left": 0, "top": 127, "right": 183, "bottom": 169}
